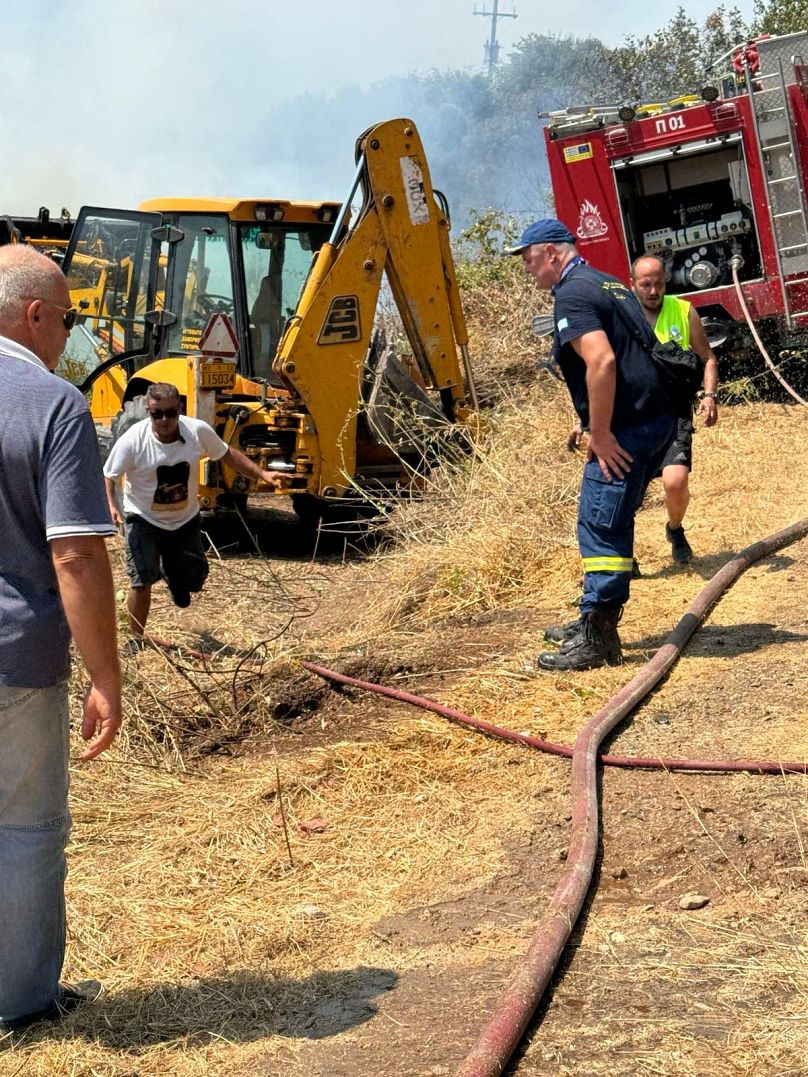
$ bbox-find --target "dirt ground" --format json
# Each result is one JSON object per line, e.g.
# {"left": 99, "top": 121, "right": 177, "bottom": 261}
{"left": 257, "top": 536, "right": 808, "bottom": 1077}
{"left": 3, "top": 402, "right": 808, "bottom": 1077}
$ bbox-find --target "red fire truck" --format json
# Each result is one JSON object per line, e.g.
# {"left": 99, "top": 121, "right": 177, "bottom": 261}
{"left": 543, "top": 30, "right": 808, "bottom": 355}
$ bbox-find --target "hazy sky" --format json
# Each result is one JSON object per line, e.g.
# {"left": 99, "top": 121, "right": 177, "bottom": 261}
{"left": 10, "top": 0, "right": 755, "bottom": 215}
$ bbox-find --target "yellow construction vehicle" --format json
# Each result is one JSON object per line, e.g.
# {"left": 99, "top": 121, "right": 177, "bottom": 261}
{"left": 58, "top": 118, "right": 478, "bottom": 520}
{"left": 0, "top": 206, "right": 74, "bottom": 260}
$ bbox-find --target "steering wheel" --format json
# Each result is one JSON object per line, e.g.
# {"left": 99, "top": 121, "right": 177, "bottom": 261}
{"left": 195, "top": 293, "right": 234, "bottom": 317}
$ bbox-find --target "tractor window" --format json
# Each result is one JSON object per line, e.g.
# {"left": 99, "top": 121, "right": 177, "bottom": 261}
{"left": 240, "top": 224, "right": 327, "bottom": 382}
{"left": 164, "top": 216, "right": 235, "bottom": 356}
{"left": 57, "top": 211, "right": 158, "bottom": 386}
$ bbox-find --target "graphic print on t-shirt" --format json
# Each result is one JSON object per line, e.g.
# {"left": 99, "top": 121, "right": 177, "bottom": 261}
{"left": 152, "top": 461, "right": 190, "bottom": 511}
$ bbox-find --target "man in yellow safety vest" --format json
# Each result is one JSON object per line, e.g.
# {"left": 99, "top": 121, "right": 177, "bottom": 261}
{"left": 629, "top": 253, "right": 719, "bottom": 564}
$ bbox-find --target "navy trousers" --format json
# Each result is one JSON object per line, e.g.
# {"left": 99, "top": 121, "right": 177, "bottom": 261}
{"left": 578, "top": 412, "right": 676, "bottom": 613}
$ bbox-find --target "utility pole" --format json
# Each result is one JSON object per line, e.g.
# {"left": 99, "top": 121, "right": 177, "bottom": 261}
{"left": 474, "top": 0, "right": 517, "bottom": 79}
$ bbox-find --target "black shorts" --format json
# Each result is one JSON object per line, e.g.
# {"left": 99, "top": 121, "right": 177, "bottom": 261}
{"left": 124, "top": 514, "right": 209, "bottom": 593}
{"left": 658, "top": 416, "right": 694, "bottom": 473}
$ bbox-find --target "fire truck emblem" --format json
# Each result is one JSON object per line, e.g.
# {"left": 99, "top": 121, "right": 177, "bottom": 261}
{"left": 576, "top": 200, "right": 608, "bottom": 240}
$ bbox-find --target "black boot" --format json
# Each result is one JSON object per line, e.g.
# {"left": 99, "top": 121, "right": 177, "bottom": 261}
{"left": 537, "top": 606, "right": 623, "bottom": 671}
{"left": 666, "top": 523, "right": 692, "bottom": 564}
{"left": 543, "top": 617, "right": 581, "bottom": 644}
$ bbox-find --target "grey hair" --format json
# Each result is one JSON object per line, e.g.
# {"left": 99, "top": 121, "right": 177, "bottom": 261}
{"left": 146, "top": 382, "right": 181, "bottom": 402}
{"left": 552, "top": 241, "right": 578, "bottom": 259}
{"left": 0, "top": 245, "right": 64, "bottom": 320}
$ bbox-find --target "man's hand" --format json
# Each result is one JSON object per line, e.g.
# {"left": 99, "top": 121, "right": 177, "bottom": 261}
{"left": 258, "top": 469, "right": 286, "bottom": 489}
{"left": 104, "top": 478, "right": 122, "bottom": 528}
{"left": 696, "top": 396, "right": 718, "bottom": 427}
{"left": 567, "top": 423, "right": 584, "bottom": 451}
{"left": 80, "top": 681, "right": 122, "bottom": 760}
{"left": 587, "top": 431, "right": 633, "bottom": 481}
{"left": 51, "top": 534, "right": 121, "bottom": 760}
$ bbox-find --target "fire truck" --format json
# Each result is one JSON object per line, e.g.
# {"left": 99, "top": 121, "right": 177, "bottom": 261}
{"left": 543, "top": 30, "right": 808, "bottom": 362}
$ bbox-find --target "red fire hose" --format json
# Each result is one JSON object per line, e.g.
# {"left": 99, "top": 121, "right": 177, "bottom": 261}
{"left": 301, "top": 514, "right": 808, "bottom": 1076}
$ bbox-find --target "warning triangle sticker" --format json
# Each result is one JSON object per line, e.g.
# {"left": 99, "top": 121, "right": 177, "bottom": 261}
{"left": 199, "top": 312, "right": 240, "bottom": 357}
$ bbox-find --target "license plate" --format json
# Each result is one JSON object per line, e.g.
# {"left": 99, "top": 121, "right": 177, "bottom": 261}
{"left": 200, "top": 361, "right": 237, "bottom": 389}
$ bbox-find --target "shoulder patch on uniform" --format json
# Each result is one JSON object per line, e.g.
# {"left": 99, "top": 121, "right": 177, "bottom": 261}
{"left": 601, "top": 281, "right": 628, "bottom": 299}
{"left": 557, "top": 317, "right": 569, "bottom": 331}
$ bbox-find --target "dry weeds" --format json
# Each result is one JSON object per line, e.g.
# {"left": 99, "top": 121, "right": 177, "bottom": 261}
{"left": 4, "top": 274, "right": 808, "bottom": 1075}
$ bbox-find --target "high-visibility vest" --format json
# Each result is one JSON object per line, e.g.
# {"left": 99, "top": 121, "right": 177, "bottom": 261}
{"left": 654, "top": 295, "right": 691, "bottom": 348}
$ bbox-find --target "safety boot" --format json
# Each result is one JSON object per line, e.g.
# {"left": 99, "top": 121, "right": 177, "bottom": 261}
{"left": 543, "top": 617, "right": 581, "bottom": 644}
{"left": 536, "top": 606, "right": 623, "bottom": 671}
{"left": 665, "top": 523, "right": 693, "bottom": 565}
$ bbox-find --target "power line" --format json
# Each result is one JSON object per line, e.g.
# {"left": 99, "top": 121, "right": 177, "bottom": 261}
{"left": 473, "top": 0, "right": 518, "bottom": 78}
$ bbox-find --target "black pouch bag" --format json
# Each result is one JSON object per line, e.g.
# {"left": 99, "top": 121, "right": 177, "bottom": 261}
{"left": 610, "top": 295, "right": 704, "bottom": 409}
{"left": 647, "top": 338, "right": 704, "bottom": 408}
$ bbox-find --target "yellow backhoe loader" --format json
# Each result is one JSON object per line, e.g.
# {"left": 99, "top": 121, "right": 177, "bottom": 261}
{"left": 0, "top": 206, "right": 73, "bottom": 260}
{"left": 58, "top": 118, "right": 478, "bottom": 521}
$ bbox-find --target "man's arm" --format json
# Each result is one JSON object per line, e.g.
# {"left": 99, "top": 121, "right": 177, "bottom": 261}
{"left": 51, "top": 534, "right": 122, "bottom": 760}
{"left": 220, "top": 446, "right": 285, "bottom": 488}
{"left": 688, "top": 308, "right": 719, "bottom": 427}
{"left": 571, "top": 329, "right": 634, "bottom": 480}
{"left": 104, "top": 476, "right": 122, "bottom": 527}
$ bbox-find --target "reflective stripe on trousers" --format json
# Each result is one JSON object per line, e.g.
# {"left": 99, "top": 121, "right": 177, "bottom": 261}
{"left": 578, "top": 412, "right": 676, "bottom": 613}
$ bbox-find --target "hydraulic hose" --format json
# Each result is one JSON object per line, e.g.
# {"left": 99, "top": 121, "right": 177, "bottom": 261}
{"left": 731, "top": 260, "right": 808, "bottom": 406}
{"left": 301, "top": 513, "right": 808, "bottom": 1077}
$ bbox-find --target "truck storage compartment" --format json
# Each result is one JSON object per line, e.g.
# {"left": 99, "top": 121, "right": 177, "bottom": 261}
{"left": 613, "top": 136, "right": 763, "bottom": 293}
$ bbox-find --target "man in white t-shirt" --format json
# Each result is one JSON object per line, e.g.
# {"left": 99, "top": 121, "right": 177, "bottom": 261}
{"left": 104, "top": 382, "right": 283, "bottom": 652}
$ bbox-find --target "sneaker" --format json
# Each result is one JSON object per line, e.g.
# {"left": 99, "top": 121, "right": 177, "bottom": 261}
{"left": 0, "top": 980, "right": 103, "bottom": 1033}
{"left": 665, "top": 524, "right": 693, "bottom": 565}
{"left": 121, "top": 637, "right": 146, "bottom": 658}
{"left": 168, "top": 583, "right": 191, "bottom": 608}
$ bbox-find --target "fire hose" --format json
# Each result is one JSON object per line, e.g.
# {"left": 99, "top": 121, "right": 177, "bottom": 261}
{"left": 731, "top": 258, "right": 808, "bottom": 406}
{"left": 301, "top": 514, "right": 808, "bottom": 1077}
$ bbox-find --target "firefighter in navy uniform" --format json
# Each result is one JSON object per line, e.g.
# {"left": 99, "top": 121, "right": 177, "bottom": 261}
{"left": 507, "top": 219, "right": 677, "bottom": 671}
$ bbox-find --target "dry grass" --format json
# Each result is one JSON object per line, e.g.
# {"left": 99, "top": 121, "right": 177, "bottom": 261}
{"left": 5, "top": 270, "right": 808, "bottom": 1074}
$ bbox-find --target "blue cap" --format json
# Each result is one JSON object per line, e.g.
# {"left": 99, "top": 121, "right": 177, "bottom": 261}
{"left": 504, "top": 218, "right": 576, "bottom": 255}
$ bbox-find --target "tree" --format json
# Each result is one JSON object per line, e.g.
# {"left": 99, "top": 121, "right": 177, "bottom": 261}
{"left": 603, "top": 6, "right": 749, "bottom": 102}
{"left": 755, "top": 0, "right": 808, "bottom": 34}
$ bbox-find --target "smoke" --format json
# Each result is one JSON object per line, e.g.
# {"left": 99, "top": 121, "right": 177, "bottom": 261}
{"left": 8, "top": 1, "right": 658, "bottom": 233}
{"left": 7, "top": 0, "right": 550, "bottom": 224}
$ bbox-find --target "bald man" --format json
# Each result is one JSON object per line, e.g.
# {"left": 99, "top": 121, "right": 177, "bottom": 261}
{"left": 630, "top": 254, "right": 719, "bottom": 564}
{"left": 0, "top": 245, "right": 121, "bottom": 1033}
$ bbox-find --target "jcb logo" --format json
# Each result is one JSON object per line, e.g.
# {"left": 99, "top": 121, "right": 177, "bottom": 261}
{"left": 318, "top": 295, "right": 361, "bottom": 344}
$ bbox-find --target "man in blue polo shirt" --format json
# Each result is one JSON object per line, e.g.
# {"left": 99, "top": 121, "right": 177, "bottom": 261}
{"left": 0, "top": 245, "right": 122, "bottom": 1033}
{"left": 507, "top": 219, "right": 677, "bottom": 670}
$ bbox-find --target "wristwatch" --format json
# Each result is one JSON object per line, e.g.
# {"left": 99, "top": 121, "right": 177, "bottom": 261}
{"left": 702, "top": 392, "right": 717, "bottom": 399}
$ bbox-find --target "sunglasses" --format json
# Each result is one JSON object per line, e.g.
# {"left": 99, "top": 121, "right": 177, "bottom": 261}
{"left": 148, "top": 407, "right": 180, "bottom": 420}
{"left": 28, "top": 298, "right": 78, "bottom": 330}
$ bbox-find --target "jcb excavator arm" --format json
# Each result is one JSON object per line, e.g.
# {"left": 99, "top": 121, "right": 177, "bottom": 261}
{"left": 272, "top": 118, "right": 477, "bottom": 497}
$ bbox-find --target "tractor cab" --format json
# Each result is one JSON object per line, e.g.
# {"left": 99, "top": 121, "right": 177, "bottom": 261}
{"left": 59, "top": 199, "right": 339, "bottom": 424}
